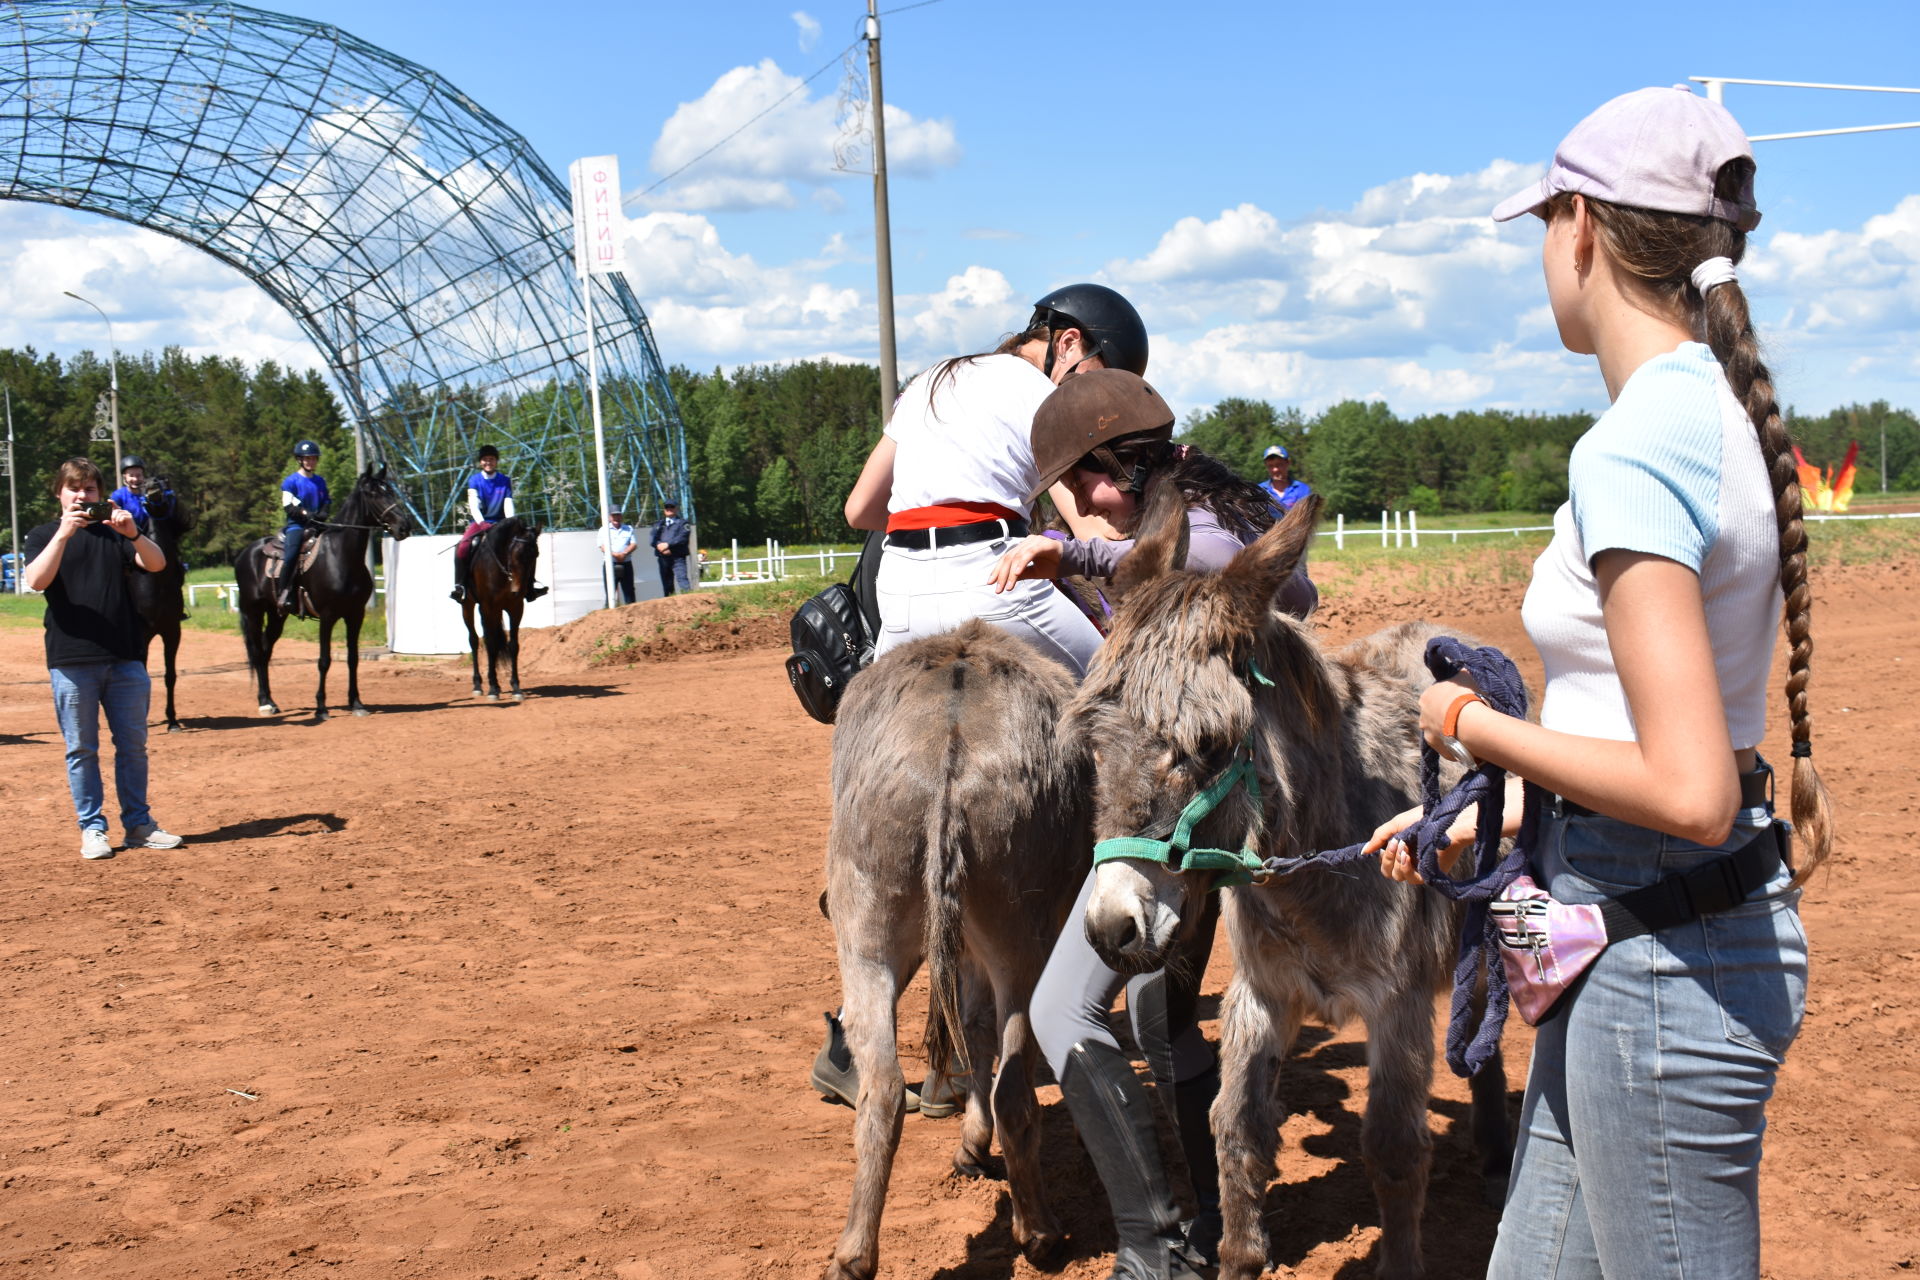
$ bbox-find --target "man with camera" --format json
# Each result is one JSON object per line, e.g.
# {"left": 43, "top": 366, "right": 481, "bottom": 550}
{"left": 23, "top": 457, "right": 183, "bottom": 860}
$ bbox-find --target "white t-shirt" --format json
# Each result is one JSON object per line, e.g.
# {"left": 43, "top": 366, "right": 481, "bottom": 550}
{"left": 1521, "top": 342, "right": 1782, "bottom": 747}
{"left": 884, "top": 353, "right": 1055, "bottom": 519}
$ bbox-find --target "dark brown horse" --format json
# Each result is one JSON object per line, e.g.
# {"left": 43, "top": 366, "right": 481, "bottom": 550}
{"left": 1070, "top": 494, "right": 1510, "bottom": 1280}
{"left": 126, "top": 478, "right": 189, "bottom": 731}
{"left": 232, "top": 465, "right": 411, "bottom": 720}
{"left": 460, "top": 516, "right": 540, "bottom": 702}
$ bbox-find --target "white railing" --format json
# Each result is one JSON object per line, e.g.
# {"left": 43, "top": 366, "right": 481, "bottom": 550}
{"left": 185, "top": 581, "right": 387, "bottom": 611}
{"left": 699, "top": 508, "right": 1920, "bottom": 583}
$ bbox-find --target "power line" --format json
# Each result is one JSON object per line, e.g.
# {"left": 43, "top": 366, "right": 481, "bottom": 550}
{"left": 630, "top": 37, "right": 860, "bottom": 204}
{"left": 879, "top": 0, "right": 945, "bottom": 14}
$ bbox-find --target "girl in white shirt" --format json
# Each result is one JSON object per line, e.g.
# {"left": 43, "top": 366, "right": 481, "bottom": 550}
{"left": 1370, "top": 87, "right": 1831, "bottom": 1279}
{"left": 843, "top": 284, "right": 1149, "bottom": 676}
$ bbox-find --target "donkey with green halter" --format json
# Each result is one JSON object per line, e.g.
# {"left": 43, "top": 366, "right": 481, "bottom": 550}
{"left": 1070, "top": 496, "right": 1512, "bottom": 1280}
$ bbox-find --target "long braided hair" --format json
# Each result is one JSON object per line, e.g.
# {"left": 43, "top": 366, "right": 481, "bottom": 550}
{"left": 1545, "top": 166, "right": 1834, "bottom": 883}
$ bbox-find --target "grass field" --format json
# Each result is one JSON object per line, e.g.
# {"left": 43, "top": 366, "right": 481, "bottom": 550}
{"left": 0, "top": 563, "right": 389, "bottom": 648}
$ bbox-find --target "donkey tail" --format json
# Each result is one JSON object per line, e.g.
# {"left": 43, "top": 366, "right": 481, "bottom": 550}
{"left": 921, "top": 653, "right": 973, "bottom": 1080}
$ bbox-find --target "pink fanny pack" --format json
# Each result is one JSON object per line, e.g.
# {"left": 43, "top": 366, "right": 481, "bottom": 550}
{"left": 1490, "top": 877, "right": 1608, "bottom": 1025}
{"left": 1491, "top": 819, "right": 1788, "bottom": 1026}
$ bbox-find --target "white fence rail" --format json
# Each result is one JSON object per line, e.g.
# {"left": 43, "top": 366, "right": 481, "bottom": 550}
{"left": 185, "top": 581, "right": 387, "bottom": 611}
{"left": 703, "top": 508, "right": 1919, "bottom": 584}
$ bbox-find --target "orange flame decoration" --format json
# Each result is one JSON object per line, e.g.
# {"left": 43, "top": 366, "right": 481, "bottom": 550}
{"left": 1792, "top": 441, "right": 1860, "bottom": 512}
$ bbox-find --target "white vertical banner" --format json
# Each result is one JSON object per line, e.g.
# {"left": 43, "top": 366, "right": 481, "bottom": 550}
{"left": 568, "top": 155, "right": 624, "bottom": 607}
{"left": 568, "top": 155, "right": 626, "bottom": 277}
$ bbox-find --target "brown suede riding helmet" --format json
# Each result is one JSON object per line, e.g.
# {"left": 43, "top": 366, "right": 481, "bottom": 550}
{"left": 1025, "top": 368, "right": 1176, "bottom": 502}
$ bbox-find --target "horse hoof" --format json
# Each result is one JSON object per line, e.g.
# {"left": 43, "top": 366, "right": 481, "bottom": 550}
{"left": 822, "top": 1259, "right": 874, "bottom": 1280}
{"left": 512, "top": 691, "right": 525, "bottom": 703}
{"left": 1018, "top": 1228, "right": 1066, "bottom": 1268}
{"left": 351, "top": 706, "right": 371, "bottom": 718}
{"left": 315, "top": 710, "right": 330, "bottom": 722}
{"left": 166, "top": 722, "right": 185, "bottom": 734}
{"left": 258, "top": 703, "right": 278, "bottom": 716}
{"left": 484, "top": 692, "right": 498, "bottom": 702}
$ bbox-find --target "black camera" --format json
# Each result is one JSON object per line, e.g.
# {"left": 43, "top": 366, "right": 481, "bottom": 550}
{"left": 81, "top": 500, "right": 116, "bottom": 522}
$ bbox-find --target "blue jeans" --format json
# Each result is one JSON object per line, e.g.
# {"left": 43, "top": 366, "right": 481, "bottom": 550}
{"left": 50, "top": 660, "right": 153, "bottom": 834}
{"left": 1488, "top": 804, "right": 1808, "bottom": 1279}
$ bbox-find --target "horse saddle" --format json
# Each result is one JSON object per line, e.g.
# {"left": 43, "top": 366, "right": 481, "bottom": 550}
{"left": 263, "top": 530, "right": 325, "bottom": 576}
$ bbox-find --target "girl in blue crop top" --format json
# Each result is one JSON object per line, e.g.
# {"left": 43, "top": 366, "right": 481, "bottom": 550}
{"left": 1367, "top": 87, "right": 1833, "bottom": 1280}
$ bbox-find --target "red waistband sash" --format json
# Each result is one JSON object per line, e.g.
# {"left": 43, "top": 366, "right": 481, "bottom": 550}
{"left": 886, "top": 501, "right": 1022, "bottom": 533}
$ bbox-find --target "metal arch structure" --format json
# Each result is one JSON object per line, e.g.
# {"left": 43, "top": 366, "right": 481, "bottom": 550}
{"left": 0, "top": 0, "right": 690, "bottom": 533}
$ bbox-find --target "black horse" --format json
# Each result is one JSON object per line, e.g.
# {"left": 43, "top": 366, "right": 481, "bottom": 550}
{"left": 233, "top": 464, "right": 412, "bottom": 720}
{"left": 127, "top": 479, "right": 190, "bottom": 732}
{"left": 460, "top": 516, "right": 541, "bottom": 702}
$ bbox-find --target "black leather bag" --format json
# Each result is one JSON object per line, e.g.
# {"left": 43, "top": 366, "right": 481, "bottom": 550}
{"left": 785, "top": 534, "right": 885, "bottom": 724}
{"left": 786, "top": 582, "right": 870, "bottom": 724}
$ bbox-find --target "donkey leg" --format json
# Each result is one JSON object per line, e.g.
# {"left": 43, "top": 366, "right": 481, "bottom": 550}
{"left": 950, "top": 963, "right": 998, "bottom": 1179}
{"left": 1360, "top": 981, "right": 1438, "bottom": 1280}
{"left": 314, "top": 616, "right": 334, "bottom": 721}
{"left": 824, "top": 953, "right": 911, "bottom": 1280}
{"left": 1469, "top": 1044, "right": 1512, "bottom": 1206}
{"left": 1215, "top": 979, "right": 1301, "bottom": 1280}
{"left": 985, "top": 981, "right": 1064, "bottom": 1267}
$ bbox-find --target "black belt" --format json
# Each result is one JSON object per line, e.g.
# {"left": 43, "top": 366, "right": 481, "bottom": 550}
{"left": 1548, "top": 762, "right": 1772, "bottom": 821}
{"left": 1600, "top": 820, "right": 1786, "bottom": 942}
{"left": 884, "top": 518, "right": 1028, "bottom": 550}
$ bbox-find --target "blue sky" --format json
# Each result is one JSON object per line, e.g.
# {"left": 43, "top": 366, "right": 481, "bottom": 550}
{"left": 7, "top": 0, "right": 1920, "bottom": 423}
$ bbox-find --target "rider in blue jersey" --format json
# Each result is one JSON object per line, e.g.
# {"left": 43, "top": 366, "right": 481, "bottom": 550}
{"left": 109, "top": 456, "right": 152, "bottom": 534}
{"left": 277, "top": 440, "right": 330, "bottom": 615}
{"left": 450, "top": 445, "right": 545, "bottom": 603}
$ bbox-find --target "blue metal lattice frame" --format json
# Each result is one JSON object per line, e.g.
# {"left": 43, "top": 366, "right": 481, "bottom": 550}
{"left": 0, "top": 1, "right": 691, "bottom": 532}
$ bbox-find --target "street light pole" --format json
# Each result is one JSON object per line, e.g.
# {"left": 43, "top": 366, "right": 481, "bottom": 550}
{"left": 5, "top": 387, "right": 19, "bottom": 595}
{"left": 63, "top": 291, "right": 122, "bottom": 468}
{"left": 866, "top": 0, "right": 899, "bottom": 424}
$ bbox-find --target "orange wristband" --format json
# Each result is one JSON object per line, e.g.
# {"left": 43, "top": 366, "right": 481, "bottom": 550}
{"left": 1442, "top": 691, "right": 1488, "bottom": 739}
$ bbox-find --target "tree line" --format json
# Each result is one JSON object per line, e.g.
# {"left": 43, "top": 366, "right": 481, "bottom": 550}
{"left": 7, "top": 347, "right": 1914, "bottom": 566}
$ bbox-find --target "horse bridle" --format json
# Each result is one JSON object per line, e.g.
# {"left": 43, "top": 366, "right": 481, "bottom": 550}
{"left": 1089, "top": 659, "right": 1277, "bottom": 891}
{"left": 481, "top": 524, "right": 538, "bottom": 590}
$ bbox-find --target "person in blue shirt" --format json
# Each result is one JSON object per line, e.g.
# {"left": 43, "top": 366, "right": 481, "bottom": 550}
{"left": 277, "top": 439, "right": 330, "bottom": 615}
{"left": 1258, "top": 443, "right": 1311, "bottom": 512}
{"left": 109, "top": 455, "right": 152, "bottom": 534}
{"left": 450, "top": 445, "right": 546, "bottom": 603}
{"left": 649, "top": 500, "right": 691, "bottom": 596}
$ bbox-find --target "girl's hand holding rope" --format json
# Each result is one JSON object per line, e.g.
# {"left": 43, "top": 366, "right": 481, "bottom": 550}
{"left": 987, "top": 534, "right": 1062, "bottom": 593}
{"left": 1364, "top": 803, "right": 1482, "bottom": 884}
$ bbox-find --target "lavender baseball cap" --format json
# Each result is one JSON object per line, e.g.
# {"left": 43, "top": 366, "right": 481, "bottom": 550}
{"left": 1491, "top": 85, "right": 1761, "bottom": 231}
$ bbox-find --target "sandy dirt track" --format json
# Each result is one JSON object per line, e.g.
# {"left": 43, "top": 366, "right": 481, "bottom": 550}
{"left": 0, "top": 558, "right": 1915, "bottom": 1280}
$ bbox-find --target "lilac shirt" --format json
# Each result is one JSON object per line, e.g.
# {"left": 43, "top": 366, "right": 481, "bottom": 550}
{"left": 1058, "top": 505, "right": 1318, "bottom": 617}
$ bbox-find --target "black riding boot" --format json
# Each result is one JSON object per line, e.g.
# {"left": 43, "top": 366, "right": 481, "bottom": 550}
{"left": 450, "top": 551, "right": 471, "bottom": 603}
{"left": 277, "top": 529, "right": 303, "bottom": 616}
{"left": 1170, "top": 1064, "right": 1223, "bottom": 1267}
{"left": 1059, "top": 1040, "right": 1205, "bottom": 1280}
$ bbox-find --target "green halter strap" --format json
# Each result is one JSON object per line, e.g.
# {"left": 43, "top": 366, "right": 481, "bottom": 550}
{"left": 1089, "top": 659, "right": 1274, "bottom": 892}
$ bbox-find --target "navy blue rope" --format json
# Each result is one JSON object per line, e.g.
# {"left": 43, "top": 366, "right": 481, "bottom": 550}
{"left": 1257, "top": 635, "right": 1532, "bottom": 1077}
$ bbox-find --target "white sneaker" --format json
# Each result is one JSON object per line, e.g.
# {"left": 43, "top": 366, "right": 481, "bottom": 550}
{"left": 80, "top": 829, "right": 115, "bottom": 860}
{"left": 125, "top": 823, "right": 184, "bottom": 850}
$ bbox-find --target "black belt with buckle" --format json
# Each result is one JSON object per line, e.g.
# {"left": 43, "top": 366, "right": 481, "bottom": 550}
{"left": 1549, "top": 761, "right": 1774, "bottom": 820}
{"left": 884, "top": 518, "right": 1028, "bottom": 550}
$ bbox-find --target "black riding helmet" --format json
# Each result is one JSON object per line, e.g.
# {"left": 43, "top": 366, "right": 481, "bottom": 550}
{"left": 1030, "top": 283, "right": 1149, "bottom": 380}
{"left": 120, "top": 454, "right": 145, "bottom": 472}
{"left": 476, "top": 444, "right": 500, "bottom": 461}
{"left": 293, "top": 439, "right": 321, "bottom": 458}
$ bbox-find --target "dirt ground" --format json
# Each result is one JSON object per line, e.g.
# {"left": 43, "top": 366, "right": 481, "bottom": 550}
{"left": 0, "top": 554, "right": 1914, "bottom": 1280}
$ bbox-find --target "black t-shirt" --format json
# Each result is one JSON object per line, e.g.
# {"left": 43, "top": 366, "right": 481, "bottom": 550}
{"left": 22, "top": 520, "right": 144, "bottom": 667}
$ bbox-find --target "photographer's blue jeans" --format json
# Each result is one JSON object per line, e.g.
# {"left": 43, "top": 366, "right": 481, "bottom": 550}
{"left": 1487, "top": 805, "right": 1807, "bottom": 1280}
{"left": 50, "top": 660, "right": 152, "bottom": 834}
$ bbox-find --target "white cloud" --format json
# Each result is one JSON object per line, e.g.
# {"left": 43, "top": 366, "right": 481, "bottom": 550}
{"left": 791, "top": 10, "right": 820, "bottom": 52}
{"left": 640, "top": 59, "right": 959, "bottom": 212}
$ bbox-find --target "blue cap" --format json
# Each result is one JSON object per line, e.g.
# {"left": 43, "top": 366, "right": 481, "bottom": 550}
{"left": 1263, "top": 445, "right": 1290, "bottom": 460}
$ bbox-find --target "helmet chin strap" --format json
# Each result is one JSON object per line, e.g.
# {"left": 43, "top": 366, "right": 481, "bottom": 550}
{"left": 1039, "top": 317, "right": 1100, "bottom": 382}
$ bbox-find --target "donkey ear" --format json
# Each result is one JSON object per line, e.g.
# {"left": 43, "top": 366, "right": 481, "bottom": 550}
{"left": 1108, "top": 474, "right": 1190, "bottom": 601}
{"left": 1222, "top": 493, "right": 1323, "bottom": 617}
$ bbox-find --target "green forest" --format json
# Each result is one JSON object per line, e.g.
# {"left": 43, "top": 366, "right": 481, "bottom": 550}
{"left": 5, "top": 346, "right": 1916, "bottom": 568}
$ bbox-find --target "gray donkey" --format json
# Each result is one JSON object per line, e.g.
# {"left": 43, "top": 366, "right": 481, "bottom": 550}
{"left": 822, "top": 619, "right": 1092, "bottom": 1280}
{"left": 1069, "top": 495, "right": 1511, "bottom": 1280}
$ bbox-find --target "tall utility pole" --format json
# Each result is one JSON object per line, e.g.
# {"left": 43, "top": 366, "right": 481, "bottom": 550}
{"left": 866, "top": 0, "right": 899, "bottom": 423}
{"left": 63, "top": 291, "right": 121, "bottom": 468}
{"left": 5, "top": 388, "right": 19, "bottom": 595}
